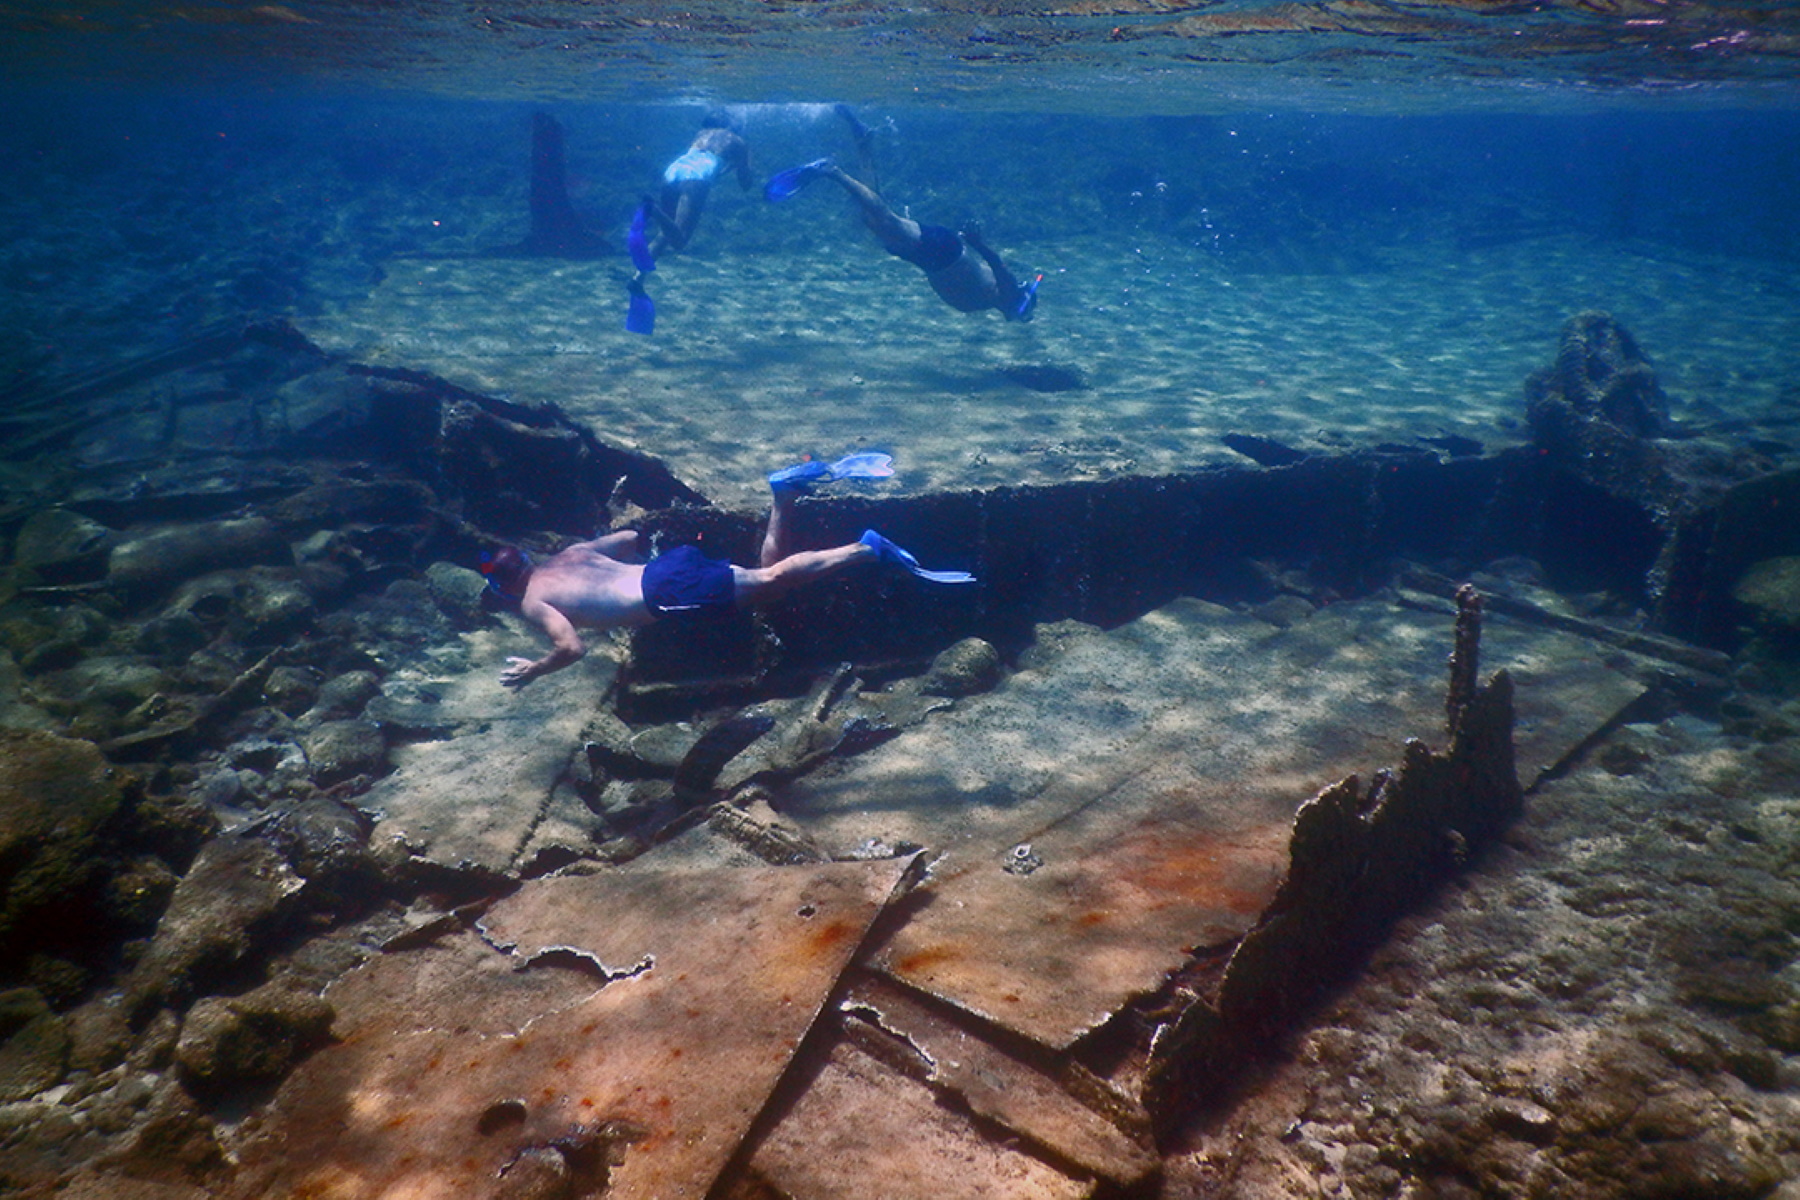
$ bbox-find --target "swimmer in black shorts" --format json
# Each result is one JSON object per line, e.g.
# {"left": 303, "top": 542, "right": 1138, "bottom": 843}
{"left": 486, "top": 453, "right": 974, "bottom": 689}
{"left": 763, "top": 106, "right": 1040, "bottom": 321}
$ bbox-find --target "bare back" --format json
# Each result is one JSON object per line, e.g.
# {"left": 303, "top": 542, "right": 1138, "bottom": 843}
{"left": 522, "top": 545, "right": 655, "bottom": 631}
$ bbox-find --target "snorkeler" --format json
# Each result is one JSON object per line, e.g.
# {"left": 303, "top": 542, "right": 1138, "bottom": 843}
{"left": 626, "top": 109, "right": 755, "bottom": 335}
{"left": 763, "top": 105, "right": 1040, "bottom": 322}
{"left": 482, "top": 453, "right": 975, "bottom": 689}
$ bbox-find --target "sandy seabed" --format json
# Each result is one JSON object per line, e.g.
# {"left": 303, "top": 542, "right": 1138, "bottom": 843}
{"left": 299, "top": 226, "right": 1800, "bottom": 510}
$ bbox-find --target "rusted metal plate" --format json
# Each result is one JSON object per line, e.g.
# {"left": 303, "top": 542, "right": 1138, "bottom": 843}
{"left": 744, "top": 1040, "right": 1095, "bottom": 1200}
{"left": 842, "top": 975, "right": 1158, "bottom": 1187}
{"left": 229, "top": 859, "right": 915, "bottom": 1200}
{"left": 773, "top": 599, "right": 1643, "bottom": 1050}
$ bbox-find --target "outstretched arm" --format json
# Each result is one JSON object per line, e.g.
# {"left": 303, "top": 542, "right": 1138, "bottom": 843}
{"left": 962, "top": 224, "right": 1025, "bottom": 295}
{"left": 501, "top": 598, "right": 587, "bottom": 688}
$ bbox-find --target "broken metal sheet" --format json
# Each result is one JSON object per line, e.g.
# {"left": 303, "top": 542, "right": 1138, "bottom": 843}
{"left": 364, "top": 629, "right": 616, "bottom": 875}
{"left": 229, "top": 859, "right": 914, "bottom": 1200}
{"left": 842, "top": 974, "right": 1158, "bottom": 1188}
{"left": 769, "top": 598, "right": 1643, "bottom": 1050}
{"left": 744, "top": 1040, "right": 1095, "bottom": 1200}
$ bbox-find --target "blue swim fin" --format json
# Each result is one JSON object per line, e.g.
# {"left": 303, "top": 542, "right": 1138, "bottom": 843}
{"left": 626, "top": 278, "right": 655, "bottom": 335}
{"left": 769, "top": 451, "right": 895, "bottom": 493}
{"left": 764, "top": 158, "right": 831, "bottom": 203}
{"left": 860, "top": 529, "right": 976, "bottom": 585}
{"left": 825, "top": 451, "right": 894, "bottom": 481}
{"left": 628, "top": 202, "right": 656, "bottom": 274}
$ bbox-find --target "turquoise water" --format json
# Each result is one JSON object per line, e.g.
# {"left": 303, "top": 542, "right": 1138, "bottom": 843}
{"left": 5, "top": 9, "right": 1800, "bottom": 1196}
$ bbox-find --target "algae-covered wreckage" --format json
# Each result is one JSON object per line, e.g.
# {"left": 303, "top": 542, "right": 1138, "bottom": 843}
{"left": 2, "top": 314, "right": 1798, "bottom": 1197}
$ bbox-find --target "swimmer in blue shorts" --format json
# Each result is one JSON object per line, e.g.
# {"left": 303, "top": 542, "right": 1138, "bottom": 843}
{"left": 488, "top": 453, "right": 974, "bottom": 689}
{"left": 763, "top": 106, "right": 1040, "bottom": 321}
{"left": 638, "top": 109, "right": 753, "bottom": 264}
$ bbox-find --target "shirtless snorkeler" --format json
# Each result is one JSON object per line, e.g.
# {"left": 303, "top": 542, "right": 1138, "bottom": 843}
{"left": 762, "top": 105, "right": 1041, "bottom": 322}
{"left": 482, "top": 454, "right": 975, "bottom": 689}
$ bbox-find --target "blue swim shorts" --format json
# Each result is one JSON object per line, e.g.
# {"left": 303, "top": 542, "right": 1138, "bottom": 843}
{"left": 891, "top": 223, "right": 964, "bottom": 273}
{"left": 642, "top": 544, "right": 737, "bottom": 619}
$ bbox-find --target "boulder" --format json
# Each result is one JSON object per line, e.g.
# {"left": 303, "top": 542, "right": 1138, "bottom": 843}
{"left": 299, "top": 719, "right": 387, "bottom": 787}
{"left": 166, "top": 567, "right": 316, "bottom": 644}
{"left": 0, "top": 731, "right": 130, "bottom": 965}
{"left": 0, "top": 987, "right": 70, "bottom": 1102}
{"left": 920, "top": 636, "right": 1003, "bottom": 698}
{"left": 9, "top": 508, "right": 115, "bottom": 584}
{"left": 108, "top": 517, "right": 290, "bottom": 597}
{"left": 174, "top": 981, "right": 334, "bottom": 1092}
{"left": 1732, "top": 556, "right": 1800, "bottom": 634}
{"left": 424, "top": 560, "right": 490, "bottom": 629}
{"left": 124, "top": 835, "right": 305, "bottom": 1014}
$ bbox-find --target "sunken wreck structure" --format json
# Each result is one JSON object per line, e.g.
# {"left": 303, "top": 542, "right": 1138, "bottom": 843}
{"left": 2, "top": 310, "right": 1799, "bottom": 1196}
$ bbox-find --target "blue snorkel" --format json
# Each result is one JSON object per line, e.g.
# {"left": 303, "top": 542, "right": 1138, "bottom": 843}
{"left": 1011, "top": 274, "right": 1043, "bottom": 322}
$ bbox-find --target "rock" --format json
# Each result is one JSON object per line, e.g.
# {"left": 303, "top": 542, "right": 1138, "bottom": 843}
{"left": 65, "top": 992, "right": 134, "bottom": 1075}
{"left": 267, "top": 478, "right": 434, "bottom": 532}
{"left": 9, "top": 508, "right": 115, "bottom": 584}
{"left": 0, "top": 988, "right": 70, "bottom": 1102}
{"left": 133, "top": 609, "right": 211, "bottom": 662}
{"left": 0, "top": 730, "right": 130, "bottom": 964}
{"left": 105, "top": 856, "right": 182, "bottom": 929}
{"left": 424, "top": 560, "right": 489, "bottom": 629}
{"left": 262, "top": 666, "right": 322, "bottom": 716}
{"left": 266, "top": 797, "right": 376, "bottom": 891}
{"left": 491, "top": 1145, "right": 574, "bottom": 1200}
{"left": 166, "top": 567, "right": 316, "bottom": 644}
{"left": 300, "top": 719, "right": 387, "bottom": 786}
{"left": 1732, "top": 556, "right": 1800, "bottom": 633}
{"left": 104, "top": 1075, "right": 225, "bottom": 1181}
{"left": 33, "top": 656, "right": 170, "bottom": 721}
{"left": 124, "top": 835, "right": 305, "bottom": 1014}
{"left": 920, "top": 636, "right": 1003, "bottom": 698}
{"left": 0, "top": 648, "right": 54, "bottom": 732}
{"left": 310, "top": 670, "right": 380, "bottom": 720}
{"left": 321, "top": 579, "right": 454, "bottom": 670}
{"left": 174, "top": 981, "right": 334, "bottom": 1092}
{"left": 107, "top": 516, "right": 289, "bottom": 597}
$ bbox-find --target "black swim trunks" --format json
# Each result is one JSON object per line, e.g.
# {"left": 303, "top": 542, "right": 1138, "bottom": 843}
{"left": 642, "top": 544, "right": 737, "bottom": 619}
{"left": 889, "top": 223, "right": 964, "bottom": 273}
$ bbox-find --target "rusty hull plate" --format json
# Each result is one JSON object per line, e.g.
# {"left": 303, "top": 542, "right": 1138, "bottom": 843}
{"left": 230, "top": 859, "right": 914, "bottom": 1200}
{"left": 746, "top": 1040, "right": 1096, "bottom": 1200}
{"left": 847, "top": 601, "right": 1646, "bottom": 1049}
{"left": 843, "top": 975, "right": 1158, "bottom": 1186}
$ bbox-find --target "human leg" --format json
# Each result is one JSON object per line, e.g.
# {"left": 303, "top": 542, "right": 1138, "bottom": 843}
{"left": 735, "top": 540, "right": 874, "bottom": 607}
{"left": 820, "top": 165, "right": 921, "bottom": 252}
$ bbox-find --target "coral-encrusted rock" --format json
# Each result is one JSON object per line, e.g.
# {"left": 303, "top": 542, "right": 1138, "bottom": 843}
{"left": 174, "top": 981, "right": 334, "bottom": 1093}
{"left": 424, "top": 560, "right": 489, "bottom": 630}
{"left": 1523, "top": 311, "right": 1680, "bottom": 516}
{"left": 1527, "top": 310, "right": 1670, "bottom": 439}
